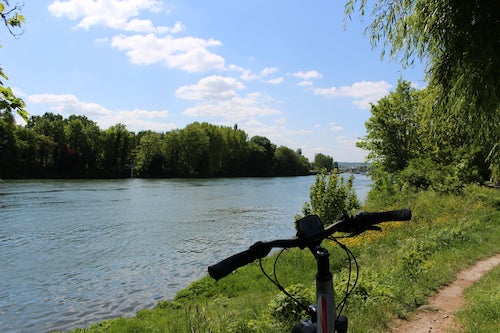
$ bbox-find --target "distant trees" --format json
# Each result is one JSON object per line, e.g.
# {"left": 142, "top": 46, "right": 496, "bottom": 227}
{"left": 274, "top": 146, "right": 310, "bottom": 176}
{"left": 313, "top": 153, "right": 334, "bottom": 172}
{"left": 0, "top": 114, "right": 322, "bottom": 179}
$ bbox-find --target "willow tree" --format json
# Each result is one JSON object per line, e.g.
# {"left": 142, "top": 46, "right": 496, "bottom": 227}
{"left": 346, "top": 0, "right": 500, "bottom": 182}
{"left": 0, "top": 1, "right": 27, "bottom": 121}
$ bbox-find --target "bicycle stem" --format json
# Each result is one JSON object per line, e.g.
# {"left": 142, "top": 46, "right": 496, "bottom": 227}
{"left": 313, "top": 246, "right": 336, "bottom": 333}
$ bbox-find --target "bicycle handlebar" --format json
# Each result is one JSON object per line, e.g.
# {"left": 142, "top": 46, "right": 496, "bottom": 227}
{"left": 208, "top": 208, "right": 411, "bottom": 281}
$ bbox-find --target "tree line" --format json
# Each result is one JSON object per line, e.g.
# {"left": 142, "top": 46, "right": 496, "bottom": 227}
{"left": 0, "top": 112, "right": 338, "bottom": 179}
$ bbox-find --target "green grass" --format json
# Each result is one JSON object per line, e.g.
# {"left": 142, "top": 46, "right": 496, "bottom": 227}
{"left": 454, "top": 265, "right": 500, "bottom": 333}
{"left": 58, "top": 185, "right": 500, "bottom": 333}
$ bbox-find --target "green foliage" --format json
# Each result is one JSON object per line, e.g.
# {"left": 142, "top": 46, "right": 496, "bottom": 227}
{"left": 1, "top": 116, "right": 316, "bottom": 178}
{"left": 0, "top": 2, "right": 27, "bottom": 122}
{"left": 357, "top": 80, "right": 422, "bottom": 174}
{"left": 359, "top": 79, "right": 495, "bottom": 193}
{"left": 266, "top": 284, "right": 313, "bottom": 323}
{"left": 456, "top": 266, "right": 500, "bottom": 333}
{"left": 234, "top": 283, "right": 315, "bottom": 333}
{"left": 0, "top": 1, "right": 25, "bottom": 35}
{"left": 397, "top": 158, "right": 463, "bottom": 193}
{"left": 300, "top": 169, "right": 360, "bottom": 224}
{"left": 247, "top": 136, "right": 276, "bottom": 176}
{"left": 313, "top": 153, "right": 334, "bottom": 171}
{"left": 274, "top": 146, "right": 310, "bottom": 176}
{"left": 347, "top": 0, "right": 500, "bottom": 186}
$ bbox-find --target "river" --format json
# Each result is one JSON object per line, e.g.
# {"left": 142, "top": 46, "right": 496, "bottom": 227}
{"left": 0, "top": 175, "right": 371, "bottom": 332}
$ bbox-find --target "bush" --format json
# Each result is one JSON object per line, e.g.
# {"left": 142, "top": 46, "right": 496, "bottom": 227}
{"left": 299, "top": 169, "right": 360, "bottom": 224}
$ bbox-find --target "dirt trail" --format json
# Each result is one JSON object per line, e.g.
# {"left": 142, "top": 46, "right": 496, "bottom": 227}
{"left": 390, "top": 253, "right": 500, "bottom": 333}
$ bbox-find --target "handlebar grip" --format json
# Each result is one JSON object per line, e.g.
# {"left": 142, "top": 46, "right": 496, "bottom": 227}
{"left": 208, "top": 242, "right": 271, "bottom": 281}
{"left": 355, "top": 208, "right": 412, "bottom": 224}
{"left": 336, "top": 208, "right": 411, "bottom": 234}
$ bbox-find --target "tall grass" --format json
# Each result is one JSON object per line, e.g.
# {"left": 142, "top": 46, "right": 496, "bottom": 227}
{"left": 454, "top": 266, "right": 500, "bottom": 333}
{"left": 60, "top": 185, "right": 500, "bottom": 333}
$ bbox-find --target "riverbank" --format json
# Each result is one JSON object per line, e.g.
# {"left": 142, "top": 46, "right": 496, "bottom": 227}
{"left": 59, "top": 185, "right": 500, "bottom": 332}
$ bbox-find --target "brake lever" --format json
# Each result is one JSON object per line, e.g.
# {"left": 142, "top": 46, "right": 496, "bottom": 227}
{"left": 349, "top": 225, "right": 382, "bottom": 237}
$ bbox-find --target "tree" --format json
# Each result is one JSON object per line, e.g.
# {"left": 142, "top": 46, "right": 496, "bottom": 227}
{"left": 0, "top": 2, "right": 27, "bottom": 177}
{"left": 102, "top": 124, "right": 135, "bottom": 178}
{"left": 179, "top": 122, "right": 210, "bottom": 177}
{"left": 0, "top": 1, "right": 27, "bottom": 122}
{"left": 313, "top": 153, "right": 334, "bottom": 172}
{"left": 274, "top": 146, "right": 310, "bottom": 176}
{"left": 345, "top": 0, "right": 500, "bottom": 182}
{"left": 64, "top": 115, "right": 102, "bottom": 177}
{"left": 247, "top": 135, "right": 276, "bottom": 176}
{"left": 163, "top": 129, "right": 183, "bottom": 177}
{"left": 27, "top": 113, "right": 66, "bottom": 172}
{"left": 357, "top": 80, "right": 422, "bottom": 174}
{"left": 220, "top": 126, "right": 248, "bottom": 176}
{"left": 135, "top": 131, "right": 166, "bottom": 177}
{"left": 299, "top": 169, "right": 359, "bottom": 225}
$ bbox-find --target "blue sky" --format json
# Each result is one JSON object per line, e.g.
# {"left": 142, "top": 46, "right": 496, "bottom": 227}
{"left": 2, "top": 0, "right": 426, "bottom": 162}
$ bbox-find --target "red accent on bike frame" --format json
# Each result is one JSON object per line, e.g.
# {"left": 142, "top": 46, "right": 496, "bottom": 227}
{"left": 321, "top": 296, "right": 328, "bottom": 333}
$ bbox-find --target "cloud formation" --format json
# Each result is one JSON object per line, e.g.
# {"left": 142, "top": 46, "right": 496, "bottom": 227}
{"left": 175, "top": 75, "right": 245, "bottom": 101}
{"left": 49, "top": 1, "right": 223, "bottom": 72}
{"left": 48, "top": 0, "right": 169, "bottom": 33}
{"left": 314, "top": 81, "right": 391, "bottom": 109}
{"left": 176, "top": 76, "right": 281, "bottom": 122}
{"left": 292, "top": 70, "right": 323, "bottom": 86}
{"left": 111, "top": 34, "right": 225, "bottom": 72}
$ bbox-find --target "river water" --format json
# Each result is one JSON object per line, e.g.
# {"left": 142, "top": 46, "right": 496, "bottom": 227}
{"left": 0, "top": 175, "right": 371, "bottom": 332}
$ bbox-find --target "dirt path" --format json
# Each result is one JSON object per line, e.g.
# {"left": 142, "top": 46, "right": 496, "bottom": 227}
{"left": 390, "top": 253, "right": 500, "bottom": 333}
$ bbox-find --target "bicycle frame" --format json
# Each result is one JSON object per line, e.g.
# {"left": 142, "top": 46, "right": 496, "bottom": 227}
{"left": 293, "top": 246, "right": 347, "bottom": 333}
{"left": 315, "top": 247, "right": 337, "bottom": 333}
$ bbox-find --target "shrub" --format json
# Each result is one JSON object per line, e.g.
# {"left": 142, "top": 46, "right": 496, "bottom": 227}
{"left": 299, "top": 169, "right": 360, "bottom": 224}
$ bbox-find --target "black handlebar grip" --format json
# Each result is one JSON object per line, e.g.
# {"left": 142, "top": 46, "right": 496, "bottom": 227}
{"left": 208, "top": 242, "right": 271, "bottom": 281}
{"left": 355, "top": 208, "right": 412, "bottom": 224}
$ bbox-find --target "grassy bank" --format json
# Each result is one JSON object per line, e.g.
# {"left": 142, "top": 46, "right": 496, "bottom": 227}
{"left": 454, "top": 265, "right": 500, "bottom": 333}
{"left": 62, "top": 185, "right": 499, "bottom": 333}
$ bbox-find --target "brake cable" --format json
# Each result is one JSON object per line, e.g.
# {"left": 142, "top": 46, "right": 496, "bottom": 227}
{"left": 259, "top": 249, "right": 311, "bottom": 314}
{"left": 329, "top": 237, "right": 359, "bottom": 317}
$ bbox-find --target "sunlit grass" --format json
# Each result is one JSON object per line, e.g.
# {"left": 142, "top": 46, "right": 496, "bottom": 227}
{"left": 454, "top": 266, "right": 500, "bottom": 333}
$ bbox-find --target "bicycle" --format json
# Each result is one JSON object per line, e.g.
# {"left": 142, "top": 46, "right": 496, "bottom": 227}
{"left": 208, "top": 208, "right": 411, "bottom": 333}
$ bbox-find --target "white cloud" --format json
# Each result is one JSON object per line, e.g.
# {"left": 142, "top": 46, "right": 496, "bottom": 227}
{"left": 48, "top": 0, "right": 172, "bottom": 33}
{"left": 176, "top": 75, "right": 281, "bottom": 122}
{"left": 175, "top": 75, "right": 245, "bottom": 101}
{"left": 235, "top": 66, "right": 283, "bottom": 84}
{"left": 292, "top": 70, "right": 323, "bottom": 80}
{"left": 292, "top": 69, "right": 322, "bottom": 87}
{"left": 329, "top": 122, "right": 343, "bottom": 132}
{"left": 182, "top": 93, "right": 281, "bottom": 122}
{"left": 110, "top": 34, "right": 225, "bottom": 72}
{"left": 314, "top": 80, "right": 391, "bottom": 109}
{"left": 28, "top": 93, "right": 174, "bottom": 132}
{"left": 264, "top": 77, "right": 284, "bottom": 85}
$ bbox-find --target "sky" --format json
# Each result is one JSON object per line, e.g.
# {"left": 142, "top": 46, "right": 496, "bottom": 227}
{"left": 1, "top": 0, "right": 426, "bottom": 162}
